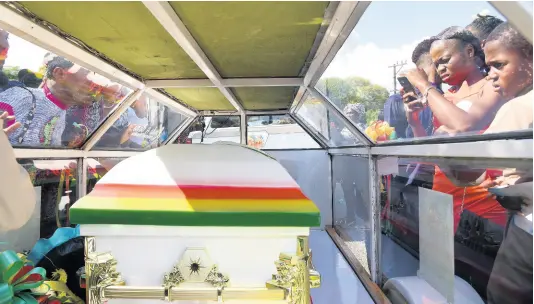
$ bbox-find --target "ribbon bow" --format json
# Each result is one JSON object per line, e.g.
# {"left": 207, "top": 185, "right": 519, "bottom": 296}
{"left": 0, "top": 250, "right": 46, "bottom": 304}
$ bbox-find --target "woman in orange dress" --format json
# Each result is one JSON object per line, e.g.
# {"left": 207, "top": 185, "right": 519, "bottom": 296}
{"left": 402, "top": 27, "right": 507, "bottom": 233}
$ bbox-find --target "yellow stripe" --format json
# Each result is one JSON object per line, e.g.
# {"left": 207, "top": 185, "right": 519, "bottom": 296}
{"left": 73, "top": 196, "right": 319, "bottom": 213}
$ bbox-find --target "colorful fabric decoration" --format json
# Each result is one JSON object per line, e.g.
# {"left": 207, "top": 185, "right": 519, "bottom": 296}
{"left": 32, "top": 269, "right": 84, "bottom": 304}
{"left": 0, "top": 250, "right": 46, "bottom": 304}
{"left": 27, "top": 227, "right": 80, "bottom": 265}
{"left": 365, "top": 121, "right": 397, "bottom": 142}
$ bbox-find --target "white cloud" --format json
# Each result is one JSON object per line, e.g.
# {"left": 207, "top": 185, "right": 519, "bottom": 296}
{"left": 322, "top": 38, "right": 425, "bottom": 92}
{"left": 472, "top": 9, "right": 490, "bottom": 20}
{"left": 4, "top": 33, "right": 48, "bottom": 72}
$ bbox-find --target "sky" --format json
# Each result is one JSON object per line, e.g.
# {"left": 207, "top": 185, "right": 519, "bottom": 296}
{"left": 321, "top": 1, "right": 528, "bottom": 92}
{"left": 4, "top": 34, "right": 47, "bottom": 72}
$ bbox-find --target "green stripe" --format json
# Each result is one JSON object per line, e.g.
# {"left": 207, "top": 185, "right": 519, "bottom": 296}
{"left": 70, "top": 209, "right": 320, "bottom": 227}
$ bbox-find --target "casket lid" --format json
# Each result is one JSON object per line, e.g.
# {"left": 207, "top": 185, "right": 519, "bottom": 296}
{"left": 70, "top": 144, "right": 320, "bottom": 227}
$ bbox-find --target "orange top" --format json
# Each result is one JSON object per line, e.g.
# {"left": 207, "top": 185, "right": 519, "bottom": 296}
{"left": 432, "top": 90, "right": 506, "bottom": 232}
{"left": 432, "top": 167, "right": 507, "bottom": 233}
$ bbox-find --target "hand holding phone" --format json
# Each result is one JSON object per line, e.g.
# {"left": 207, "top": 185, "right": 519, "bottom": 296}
{"left": 397, "top": 76, "right": 416, "bottom": 94}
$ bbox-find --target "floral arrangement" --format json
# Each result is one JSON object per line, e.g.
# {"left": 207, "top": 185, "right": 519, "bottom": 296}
{"left": 0, "top": 251, "right": 83, "bottom": 304}
{"left": 365, "top": 121, "right": 397, "bottom": 142}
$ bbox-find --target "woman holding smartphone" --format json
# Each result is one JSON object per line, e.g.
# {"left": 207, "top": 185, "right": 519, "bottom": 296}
{"left": 401, "top": 27, "right": 508, "bottom": 252}
{"left": 402, "top": 27, "right": 504, "bottom": 136}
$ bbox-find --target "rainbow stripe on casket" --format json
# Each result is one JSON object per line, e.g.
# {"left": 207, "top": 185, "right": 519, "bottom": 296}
{"left": 70, "top": 184, "right": 321, "bottom": 227}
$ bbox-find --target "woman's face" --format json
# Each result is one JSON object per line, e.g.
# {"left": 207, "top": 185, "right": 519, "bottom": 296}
{"left": 430, "top": 39, "right": 476, "bottom": 86}
{"left": 484, "top": 40, "right": 533, "bottom": 101}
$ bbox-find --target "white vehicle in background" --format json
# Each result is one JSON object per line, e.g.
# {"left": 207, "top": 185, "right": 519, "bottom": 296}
{"left": 188, "top": 116, "right": 319, "bottom": 149}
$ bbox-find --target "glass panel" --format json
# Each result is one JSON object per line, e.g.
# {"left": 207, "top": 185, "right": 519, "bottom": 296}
{"left": 178, "top": 115, "right": 241, "bottom": 144}
{"left": 87, "top": 158, "right": 126, "bottom": 193}
{"left": 93, "top": 93, "right": 185, "bottom": 150}
{"left": 0, "top": 30, "right": 133, "bottom": 148}
{"left": 332, "top": 155, "right": 371, "bottom": 275}
{"left": 296, "top": 91, "right": 361, "bottom": 147}
{"left": 318, "top": 2, "right": 533, "bottom": 143}
{"left": 0, "top": 159, "right": 79, "bottom": 254}
{"left": 380, "top": 156, "right": 533, "bottom": 303}
{"left": 246, "top": 114, "right": 319, "bottom": 149}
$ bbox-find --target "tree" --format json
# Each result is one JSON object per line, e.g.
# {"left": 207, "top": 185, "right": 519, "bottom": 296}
{"left": 3, "top": 66, "right": 20, "bottom": 80}
{"left": 316, "top": 76, "right": 389, "bottom": 124}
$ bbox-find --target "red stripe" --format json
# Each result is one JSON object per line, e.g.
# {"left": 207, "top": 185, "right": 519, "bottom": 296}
{"left": 91, "top": 183, "right": 308, "bottom": 200}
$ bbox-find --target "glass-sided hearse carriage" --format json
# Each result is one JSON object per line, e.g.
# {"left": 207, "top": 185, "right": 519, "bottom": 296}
{"left": 0, "top": 1, "right": 532, "bottom": 304}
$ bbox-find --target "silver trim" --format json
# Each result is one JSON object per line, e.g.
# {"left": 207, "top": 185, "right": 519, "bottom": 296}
{"left": 368, "top": 156, "right": 381, "bottom": 286}
{"left": 142, "top": 1, "right": 245, "bottom": 113}
{"left": 370, "top": 138, "right": 533, "bottom": 159}
{"left": 307, "top": 87, "right": 373, "bottom": 146}
{"left": 290, "top": 1, "right": 371, "bottom": 110}
{"left": 82, "top": 89, "right": 145, "bottom": 151}
{"left": 13, "top": 149, "right": 141, "bottom": 159}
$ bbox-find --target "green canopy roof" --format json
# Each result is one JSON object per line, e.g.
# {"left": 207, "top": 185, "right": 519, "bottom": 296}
{"left": 18, "top": 1, "right": 330, "bottom": 111}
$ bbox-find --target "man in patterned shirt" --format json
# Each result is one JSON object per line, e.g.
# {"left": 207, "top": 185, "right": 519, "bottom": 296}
{"left": 0, "top": 56, "right": 93, "bottom": 146}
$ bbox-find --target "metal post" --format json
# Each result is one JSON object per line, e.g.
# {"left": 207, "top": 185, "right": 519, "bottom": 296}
{"left": 240, "top": 112, "right": 247, "bottom": 145}
{"left": 82, "top": 89, "right": 145, "bottom": 151}
{"left": 368, "top": 155, "right": 382, "bottom": 286}
{"left": 164, "top": 116, "right": 196, "bottom": 145}
{"left": 77, "top": 157, "right": 88, "bottom": 199}
{"left": 388, "top": 61, "right": 406, "bottom": 95}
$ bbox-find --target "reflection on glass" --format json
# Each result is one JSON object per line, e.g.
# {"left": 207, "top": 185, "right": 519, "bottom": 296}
{"left": 246, "top": 114, "right": 319, "bottom": 149}
{"left": 0, "top": 30, "right": 133, "bottom": 148}
{"left": 87, "top": 158, "right": 126, "bottom": 193}
{"left": 296, "top": 92, "right": 360, "bottom": 147}
{"left": 380, "top": 156, "right": 532, "bottom": 303}
{"left": 14, "top": 159, "right": 79, "bottom": 240}
{"left": 332, "top": 155, "right": 371, "bottom": 275}
{"left": 94, "top": 93, "right": 185, "bottom": 150}
{"left": 178, "top": 115, "right": 241, "bottom": 144}
{"left": 316, "top": 2, "right": 533, "bottom": 143}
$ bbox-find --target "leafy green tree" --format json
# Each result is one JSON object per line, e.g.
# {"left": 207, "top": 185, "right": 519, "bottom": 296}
{"left": 316, "top": 76, "right": 389, "bottom": 124}
{"left": 3, "top": 66, "right": 20, "bottom": 80}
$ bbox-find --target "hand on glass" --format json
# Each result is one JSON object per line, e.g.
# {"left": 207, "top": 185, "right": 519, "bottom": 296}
{"left": 1, "top": 111, "right": 21, "bottom": 135}
{"left": 120, "top": 124, "right": 136, "bottom": 144}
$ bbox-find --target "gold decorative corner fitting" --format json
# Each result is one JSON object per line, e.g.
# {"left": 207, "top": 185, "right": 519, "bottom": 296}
{"left": 205, "top": 265, "right": 230, "bottom": 288}
{"left": 308, "top": 249, "right": 321, "bottom": 289}
{"left": 267, "top": 236, "right": 319, "bottom": 304}
{"left": 86, "top": 251, "right": 124, "bottom": 304}
{"left": 163, "top": 265, "right": 185, "bottom": 288}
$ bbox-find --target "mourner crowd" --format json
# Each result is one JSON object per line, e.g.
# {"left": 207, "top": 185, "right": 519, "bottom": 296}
{"left": 333, "top": 15, "right": 532, "bottom": 304}
{"left": 0, "top": 30, "right": 180, "bottom": 150}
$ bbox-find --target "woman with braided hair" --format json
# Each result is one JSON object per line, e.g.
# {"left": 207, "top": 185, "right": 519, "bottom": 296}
{"left": 402, "top": 26, "right": 505, "bottom": 136}
{"left": 401, "top": 26, "right": 508, "bottom": 243}
{"left": 467, "top": 14, "right": 504, "bottom": 46}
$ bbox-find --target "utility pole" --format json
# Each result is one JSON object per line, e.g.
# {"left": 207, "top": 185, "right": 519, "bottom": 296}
{"left": 388, "top": 61, "right": 407, "bottom": 94}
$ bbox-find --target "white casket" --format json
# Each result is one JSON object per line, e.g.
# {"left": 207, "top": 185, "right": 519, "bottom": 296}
{"left": 71, "top": 143, "right": 321, "bottom": 304}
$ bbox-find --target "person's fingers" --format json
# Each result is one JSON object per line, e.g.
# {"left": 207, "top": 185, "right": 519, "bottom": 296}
{"left": 403, "top": 93, "right": 419, "bottom": 104}
{"left": 0, "top": 112, "right": 14, "bottom": 121}
{"left": 4, "top": 121, "right": 21, "bottom": 135}
{"left": 406, "top": 99, "right": 423, "bottom": 107}
{"left": 404, "top": 91, "right": 417, "bottom": 97}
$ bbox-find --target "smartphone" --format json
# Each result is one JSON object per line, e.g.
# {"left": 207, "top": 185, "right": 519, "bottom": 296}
{"left": 397, "top": 76, "right": 417, "bottom": 102}
{"left": 397, "top": 76, "right": 415, "bottom": 93}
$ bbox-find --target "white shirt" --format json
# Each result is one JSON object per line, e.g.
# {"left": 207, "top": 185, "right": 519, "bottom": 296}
{"left": 126, "top": 108, "right": 149, "bottom": 145}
